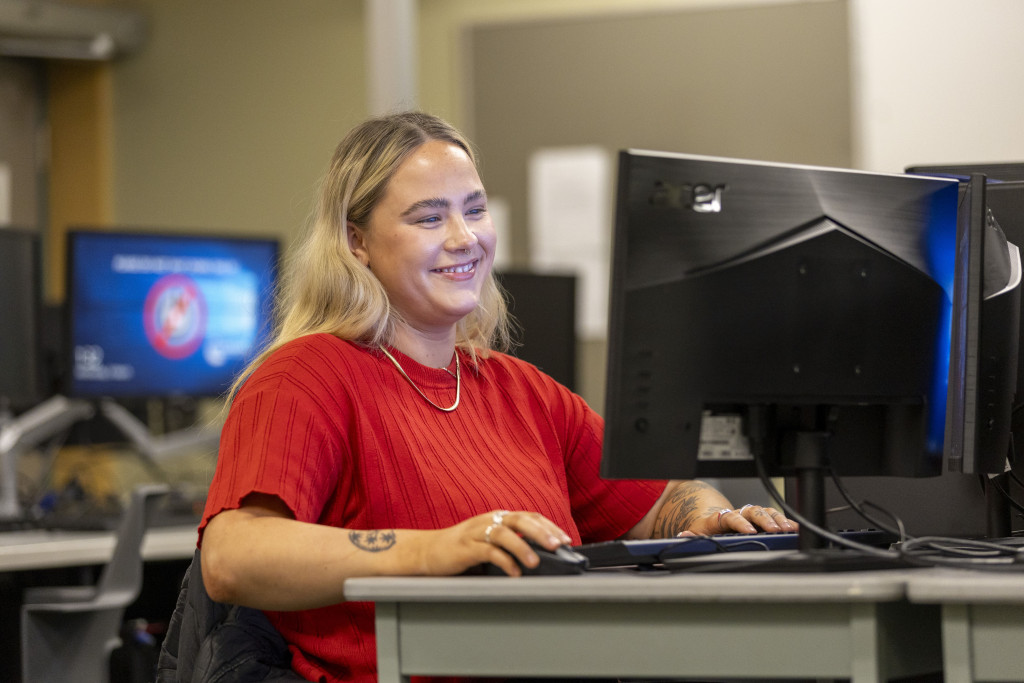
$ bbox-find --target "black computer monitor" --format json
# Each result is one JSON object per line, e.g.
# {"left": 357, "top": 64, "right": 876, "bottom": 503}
{"left": 0, "top": 228, "right": 42, "bottom": 411}
{"left": 601, "top": 150, "right": 961, "bottom": 540}
{"left": 984, "top": 181, "right": 1024, "bottom": 465}
{"left": 907, "top": 162, "right": 1024, "bottom": 183}
{"left": 942, "top": 174, "right": 1020, "bottom": 476}
{"left": 909, "top": 165, "right": 1024, "bottom": 470}
{"left": 497, "top": 271, "right": 577, "bottom": 392}
{"left": 66, "top": 229, "right": 279, "bottom": 399}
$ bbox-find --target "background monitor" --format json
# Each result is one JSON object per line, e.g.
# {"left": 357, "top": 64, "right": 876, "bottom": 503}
{"left": 909, "top": 165, "right": 1024, "bottom": 464}
{"left": 942, "top": 174, "right": 1020, "bottom": 476}
{"left": 497, "top": 271, "right": 577, "bottom": 392}
{"left": 985, "top": 181, "right": 1024, "bottom": 466}
{"left": 601, "top": 150, "right": 960, "bottom": 536}
{"left": 907, "top": 162, "right": 1024, "bottom": 183}
{"left": 66, "top": 229, "right": 279, "bottom": 400}
{"left": 0, "top": 228, "right": 42, "bottom": 411}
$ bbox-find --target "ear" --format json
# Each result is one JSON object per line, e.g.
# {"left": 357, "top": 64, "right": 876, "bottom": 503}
{"left": 347, "top": 222, "right": 370, "bottom": 266}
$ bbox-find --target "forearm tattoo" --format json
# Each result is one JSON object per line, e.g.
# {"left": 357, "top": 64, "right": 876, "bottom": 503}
{"left": 348, "top": 529, "right": 397, "bottom": 552}
{"left": 652, "top": 480, "right": 717, "bottom": 538}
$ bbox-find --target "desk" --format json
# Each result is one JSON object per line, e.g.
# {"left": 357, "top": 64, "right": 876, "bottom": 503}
{"left": 0, "top": 525, "right": 198, "bottom": 682}
{"left": 907, "top": 568, "right": 1024, "bottom": 683}
{"left": 345, "top": 569, "right": 942, "bottom": 683}
{"left": 0, "top": 525, "right": 198, "bottom": 572}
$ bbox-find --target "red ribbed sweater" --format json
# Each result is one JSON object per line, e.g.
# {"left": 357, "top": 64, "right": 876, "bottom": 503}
{"left": 201, "top": 333, "right": 664, "bottom": 683}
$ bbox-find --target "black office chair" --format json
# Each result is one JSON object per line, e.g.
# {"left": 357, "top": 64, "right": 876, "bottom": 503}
{"left": 156, "top": 547, "right": 302, "bottom": 683}
{"left": 20, "top": 483, "right": 171, "bottom": 683}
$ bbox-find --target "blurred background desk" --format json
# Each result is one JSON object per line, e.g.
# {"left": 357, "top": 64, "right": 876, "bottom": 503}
{"left": 907, "top": 568, "right": 1024, "bottom": 683}
{"left": 0, "top": 525, "right": 198, "bottom": 681}
{"left": 0, "top": 525, "right": 197, "bottom": 572}
{"left": 346, "top": 569, "right": 942, "bottom": 683}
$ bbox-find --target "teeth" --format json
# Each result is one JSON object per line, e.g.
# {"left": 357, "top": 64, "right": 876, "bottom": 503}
{"left": 437, "top": 263, "right": 474, "bottom": 274}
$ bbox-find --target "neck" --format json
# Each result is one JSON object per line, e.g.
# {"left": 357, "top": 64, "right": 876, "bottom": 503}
{"left": 391, "top": 325, "right": 457, "bottom": 368}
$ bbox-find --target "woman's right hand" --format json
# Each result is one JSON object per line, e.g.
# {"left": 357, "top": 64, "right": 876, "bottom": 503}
{"left": 417, "top": 510, "right": 573, "bottom": 577}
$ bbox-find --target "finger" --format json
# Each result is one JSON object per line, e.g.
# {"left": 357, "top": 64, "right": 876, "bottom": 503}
{"left": 747, "top": 506, "right": 797, "bottom": 531}
{"left": 765, "top": 508, "right": 799, "bottom": 531}
{"left": 498, "top": 511, "right": 572, "bottom": 549}
{"left": 485, "top": 543, "right": 526, "bottom": 576}
{"left": 478, "top": 522, "right": 528, "bottom": 574}
{"left": 717, "top": 508, "right": 756, "bottom": 534}
{"left": 738, "top": 505, "right": 797, "bottom": 532}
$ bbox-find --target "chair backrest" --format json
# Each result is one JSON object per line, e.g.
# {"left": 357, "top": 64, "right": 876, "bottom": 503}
{"left": 97, "top": 484, "right": 171, "bottom": 602}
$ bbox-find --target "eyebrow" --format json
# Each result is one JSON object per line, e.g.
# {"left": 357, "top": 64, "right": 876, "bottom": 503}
{"left": 400, "top": 189, "right": 486, "bottom": 218}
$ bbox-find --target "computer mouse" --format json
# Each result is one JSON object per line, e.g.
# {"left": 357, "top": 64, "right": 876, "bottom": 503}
{"left": 475, "top": 539, "right": 589, "bottom": 576}
{"left": 525, "top": 541, "right": 590, "bottom": 575}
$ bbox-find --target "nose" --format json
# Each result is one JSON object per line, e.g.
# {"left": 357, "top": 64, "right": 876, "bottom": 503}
{"left": 445, "top": 215, "right": 478, "bottom": 253}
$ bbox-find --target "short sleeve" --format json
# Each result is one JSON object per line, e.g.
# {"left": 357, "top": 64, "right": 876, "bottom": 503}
{"left": 200, "top": 344, "right": 350, "bottom": 538}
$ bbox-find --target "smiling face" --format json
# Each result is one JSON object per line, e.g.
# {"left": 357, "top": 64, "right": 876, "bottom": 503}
{"left": 348, "top": 139, "right": 497, "bottom": 338}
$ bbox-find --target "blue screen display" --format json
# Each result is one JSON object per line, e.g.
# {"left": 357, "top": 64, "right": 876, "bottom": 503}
{"left": 68, "top": 230, "right": 279, "bottom": 398}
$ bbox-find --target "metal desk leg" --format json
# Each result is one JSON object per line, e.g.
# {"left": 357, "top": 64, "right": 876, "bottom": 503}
{"left": 941, "top": 604, "right": 974, "bottom": 683}
{"left": 374, "top": 602, "right": 410, "bottom": 683}
{"left": 849, "top": 603, "right": 883, "bottom": 683}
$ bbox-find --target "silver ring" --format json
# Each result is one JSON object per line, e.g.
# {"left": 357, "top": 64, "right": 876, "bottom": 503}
{"left": 484, "top": 524, "right": 497, "bottom": 544}
{"left": 717, "top": 508, "right": 732, "bottom": 523}
{"left": 740, "top": 504, "right": 754, "bottom": 514}
{"left": 492, "top": 510, "right": 509, "bottom": 526}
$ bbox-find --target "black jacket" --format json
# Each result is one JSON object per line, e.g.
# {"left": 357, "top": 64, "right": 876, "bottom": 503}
{"left": 156, "top": 549, "right": 307, "bottom": 683}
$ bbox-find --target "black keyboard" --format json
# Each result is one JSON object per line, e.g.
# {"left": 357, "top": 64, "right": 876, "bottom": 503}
{"left": 574, "top": 529, "right": 895, "bottom": 568}
{"left": 0, "top": 516, "right": 42, "bottom": 533}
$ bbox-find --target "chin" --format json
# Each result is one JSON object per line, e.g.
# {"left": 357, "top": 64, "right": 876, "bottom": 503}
{"left": 446, "top": 298, "right": 481, "bottom": 321}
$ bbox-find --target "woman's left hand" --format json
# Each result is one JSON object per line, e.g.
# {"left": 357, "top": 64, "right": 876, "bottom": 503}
{"left": 685, "top": 503, "right": 798, "bottom": 537}
{"left": 633, "top": 480, "right": 800, "bottom": 540}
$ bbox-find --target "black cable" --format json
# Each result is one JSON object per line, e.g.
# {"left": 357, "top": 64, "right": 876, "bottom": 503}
{"left": 988, "top": 473, "right": 1024, "bottom": 517}
{"left": 751, "top": 448, "right": 1024, "bottom": 572}
{"left": 827, "top": 469, "right": 908, "bottom": 541}
{"left": 751, "top": 449, "right": 897, "bottom": 560}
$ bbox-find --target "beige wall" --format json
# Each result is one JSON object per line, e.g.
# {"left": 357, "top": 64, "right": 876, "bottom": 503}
{"left": 107, "top": 0, "right": 800, "bottom": 240}
{"left": 110, "top": 0, "right": 364, "bottom": 242}
{"left": 417, "top": 0, "right": 756, "bottom": 125}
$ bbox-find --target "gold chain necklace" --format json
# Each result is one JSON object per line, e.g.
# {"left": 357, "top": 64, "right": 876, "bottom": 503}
{"left": 378, "top": 345, "right": 461, "bottom": 412}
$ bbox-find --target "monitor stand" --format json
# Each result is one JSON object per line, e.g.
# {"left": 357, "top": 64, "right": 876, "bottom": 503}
{"left": 784, "top": 429, "right": 831, "bottom": 552}
{"left": 985, "top": 471, "right": 1013, "bottom": 538}
{"left": 0, "top": 395, "right": 220, "bottom": 521}
{"left": 748, "top": 405, "right": 833, "bottom": 551}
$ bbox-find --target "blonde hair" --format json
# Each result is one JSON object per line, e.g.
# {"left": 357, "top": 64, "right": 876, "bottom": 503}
{"left": 228, "top": 112, "right": 511, "bottom": 400}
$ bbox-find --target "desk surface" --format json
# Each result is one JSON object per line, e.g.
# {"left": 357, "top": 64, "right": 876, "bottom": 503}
{"left": 906, "top": 567, "right": 1024, "bottom": 603}
{"left": 345, "top": 566, "right": 914, "bottom": 602}
{"left": 0, "top": 525, "right": 198, "bottom": 572}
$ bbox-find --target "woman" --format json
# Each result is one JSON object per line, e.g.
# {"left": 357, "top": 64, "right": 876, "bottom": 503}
{"left": 199, "top": 111, "right": 796, "bottom": 682}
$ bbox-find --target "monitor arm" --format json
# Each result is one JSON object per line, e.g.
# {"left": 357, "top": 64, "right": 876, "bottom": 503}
{"left": 100, "top": 400, "right": 220, "bottom": 463}
{"left": 0, "top": 395, "right": 221, "bottom": 520}
{"left": 0, "top": 395, "right": 95, "bottom": 519}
